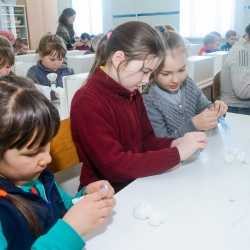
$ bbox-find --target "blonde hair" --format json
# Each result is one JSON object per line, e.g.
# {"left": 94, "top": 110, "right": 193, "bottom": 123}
{"left": 0, "top": 35, "right": 13, "bottom": 48}
{"left": 38, "top": 34, "right": 67, "bottom": 58}
{"left": 13, "top": 38, "right": 28, "bottom": 49}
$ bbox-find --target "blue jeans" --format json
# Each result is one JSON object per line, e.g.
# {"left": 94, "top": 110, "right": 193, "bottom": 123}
{"left": 227, "top": 106, "right": 250, "bottom": 115}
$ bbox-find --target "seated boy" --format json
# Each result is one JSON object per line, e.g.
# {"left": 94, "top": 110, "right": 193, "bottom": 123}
{"left": 220, "top": 30, "right": 236, "bottom": 51}
{"left": 198, "top": 33, "right": 218, "bottom": 55}
{"left": 76, "top": 33, "right": 91, "bottom": 51}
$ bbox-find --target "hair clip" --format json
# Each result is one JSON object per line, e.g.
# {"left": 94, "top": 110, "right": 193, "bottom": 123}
{"left": 0, "top": 190, "right": 7, "bottom": 197}
{"left": 107, "top": 32, "right": 112, "bottom": 39}
{"left": 158, "top": 27, "right": 165, "bottom": 33}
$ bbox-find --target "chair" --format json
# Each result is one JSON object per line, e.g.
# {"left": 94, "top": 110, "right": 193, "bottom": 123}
{"left": 48, "top": 118, "right": 80, "bottom": 173}
{"left": 213, "top": 71, "right": 221, "bottom": 101}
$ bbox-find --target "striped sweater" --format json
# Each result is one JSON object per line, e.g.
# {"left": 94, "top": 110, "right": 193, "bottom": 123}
{"left": 220, "top": 37, "right": 250, "bottom": 108}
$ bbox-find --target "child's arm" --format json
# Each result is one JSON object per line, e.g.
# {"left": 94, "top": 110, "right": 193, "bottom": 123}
{"left": 143, "top": 97, "right": 198, "bottom": 138}
{"left": 56, "top": 180, "right": 114, "bottom": 209}
{"left": 33, "top": 189, "right": 115, "bottom": 249}
{"left": 31, "top": 219, "right": 86, "bottom": 249}
{"left": 230, "top": 50, "right": 250, "bottom": 99}
{"left": 26, "top": 67, "right": 40, "bottom": 84}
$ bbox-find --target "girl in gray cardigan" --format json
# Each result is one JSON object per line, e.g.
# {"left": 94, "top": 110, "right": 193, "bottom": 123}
{"left": 142, "top": 28, "right": 228, "bottom": 138}
{"left": 27, "top": 34, "right": 74, "bottom": 100}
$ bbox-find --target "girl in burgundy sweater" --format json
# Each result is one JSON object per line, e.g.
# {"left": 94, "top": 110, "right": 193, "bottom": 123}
{"left": 70, "top": 21, "right": 208, "bottom": 193}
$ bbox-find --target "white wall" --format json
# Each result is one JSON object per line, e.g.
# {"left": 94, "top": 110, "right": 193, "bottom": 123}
{"left": 112, "top": 0, "right": 180, "bottom": 30}
{"left": 57, "top": 0, "right": 72, "bottom": 17}
{"left": 245, "top": 0, "right": 250, "bottom": 28}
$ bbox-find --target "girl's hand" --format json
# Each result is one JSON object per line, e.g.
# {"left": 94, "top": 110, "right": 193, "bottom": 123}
{"left": 210, "top": 100, "right": 228, "bottom": 116}
{"left": 171, "top": 137, "right": 182, "bottom": 148}
{"left": 175, "top": 132, "right": 207, "bottom": 161}
{"left": 63, "top": 189, "right": 116, "bottom": 236}
{"left": 192, "top": 109, "right": 218, "bottom": 130}
{"left": 83, "top": 180, "right": 115, "bottom": 199}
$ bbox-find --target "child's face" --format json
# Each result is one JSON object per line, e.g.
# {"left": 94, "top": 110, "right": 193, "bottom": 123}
{"left": 40, "top": 52, "right": 64, "bottom": 71}
{"left": 0, "top": 64, "right": 12, "bottom": 76}
{"left": 18, "top": 45, "right": 28, "bottom": 55}
{"left": 207, "top": 42, "right": 217, "bottom": 52}
{"left": 116, "top": 56, "right": 160, "bottom": 92}
{"left": 0, "top": 143, "right": 51, "bottom": 186}
{"left": 80, "top": 38, "right": 90, "bottom": 46}
{"left": 215, "top": 38, "right": 220, "bottom": 48}
{"left": 155, "top": 52, "right": 187, "bottom": 92}
{"left": 227, "top": 35, "right": 236, "bottom": 46}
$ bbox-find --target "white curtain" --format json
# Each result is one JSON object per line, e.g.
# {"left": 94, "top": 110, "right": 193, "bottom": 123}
{"left": 180, "top": 0, "right": 246, "bottom": 37}
{"left": 232, "top": 0, "right": 245, "bottom": 36}
{"left": 101, "top": 0, "right": 114, "bottom": 33}
{"left": 72, "top": 0, "right": 104, "bottom": 36}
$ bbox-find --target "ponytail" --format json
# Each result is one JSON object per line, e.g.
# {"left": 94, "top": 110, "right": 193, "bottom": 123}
{"left": 87, "top": 33, "right": 109, "bottom": 81}
{"left": 0, "top": 190, "right": 44, "bottom": 238}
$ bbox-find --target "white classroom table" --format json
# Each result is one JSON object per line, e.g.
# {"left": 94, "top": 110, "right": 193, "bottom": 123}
{"left": 83, "top": 113, "right": 250, "bottom": 250}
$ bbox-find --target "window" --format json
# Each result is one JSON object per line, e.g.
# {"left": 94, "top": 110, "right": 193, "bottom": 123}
{"left": 180, "top": 0, "right": 235, "bottom": 37}
{"left": 72, "top": 0, "right": 103, "bottom": 36}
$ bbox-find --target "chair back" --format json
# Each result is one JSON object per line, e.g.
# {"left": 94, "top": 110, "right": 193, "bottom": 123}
{"left": 14, "top": 62, "right": 35, "bottom": 77}
{"left": 62, "top": 73, "right": 89, "bottom": 113}
{"left": 48, "top": 118, "right": 80, "bottom": 173}
{"left": 35, "top": 84, "right": 51, "bottom": 100}
{"left": 213, "top": 71, "right": 221, "bottom": 101}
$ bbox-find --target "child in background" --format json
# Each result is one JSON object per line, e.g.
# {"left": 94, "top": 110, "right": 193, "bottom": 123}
{"left": 198, "top": 33, "right": 218, "bottom": 55}
{"left": 210, "top": 31, "right": 221, "bottom": 51}
{"left": 70, "top": 21, "right": 208, "bottom": 193}
{"left": 142, "top": 29, "right": 228, "bottom": 138}
{"left": 0, "top": 76, "right": 116, "bottom": 249}
{"left": 13, "top": 38, "right": 29, "bottom": 55}
{"left": 0, "top": 46, "right": 15, "bottom": 76}
{"left": 84, "top": 34, "right": 103, "bottom": 54}
{"left": 76, "top": 32, "right": 91, "bottom": 50}
{"left": 27, "top": 34, "right": 74, "bottom": 100}
{"left": 220, "top": 30, "right": 237, "bottom": 51}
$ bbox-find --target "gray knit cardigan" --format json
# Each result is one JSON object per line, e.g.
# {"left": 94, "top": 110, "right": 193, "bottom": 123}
{"left": 142, "top": 75, "right": 212, "bottom": 138}
{"left": 220, "top": 37, "right": 250, "bottom": 108}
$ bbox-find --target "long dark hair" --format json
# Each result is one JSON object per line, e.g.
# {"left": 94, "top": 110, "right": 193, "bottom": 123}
{"left": 58, "top": 8, "right": 76, "bottom": 39}
{"left": 87, "top": 21, "right": 166, "bottom": 81}
{"left": 0, "top": 76, "right": 60, "bottom": 238}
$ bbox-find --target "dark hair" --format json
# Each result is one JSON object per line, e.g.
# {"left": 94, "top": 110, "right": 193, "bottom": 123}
{"left": 210, "top": 31, "right": 221, "bottom": 38}
{"left": 0, "top": 76, "right": 60, "bottom": 238}
{"left": 0, "top": 46, "right": 15, "bottom": 68}
{"left": 87, "top": 21, "right": 166, "bottom": 81}
{"left": 203, "top": 34, "right": 218, "bottom": 46}
{"left": 58, "top": 8, "right": 76, "bottom": 38}
{"left": 38, "top": 34, "right": 67, "bottom": 58}
{"left": 80, "top": 32, "right": 91, "bottom": 41}
{"left": 245, "top": 24, "right": 250, "bottom": 37}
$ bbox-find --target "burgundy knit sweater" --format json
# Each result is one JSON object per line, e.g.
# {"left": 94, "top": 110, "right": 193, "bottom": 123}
{"left": 70, "top": 68, "right": 180, "bottom": 192}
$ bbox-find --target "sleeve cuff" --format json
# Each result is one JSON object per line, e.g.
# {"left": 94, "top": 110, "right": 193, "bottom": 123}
{"left": 32, "top": 219, "right": 86, "bottom": 249}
